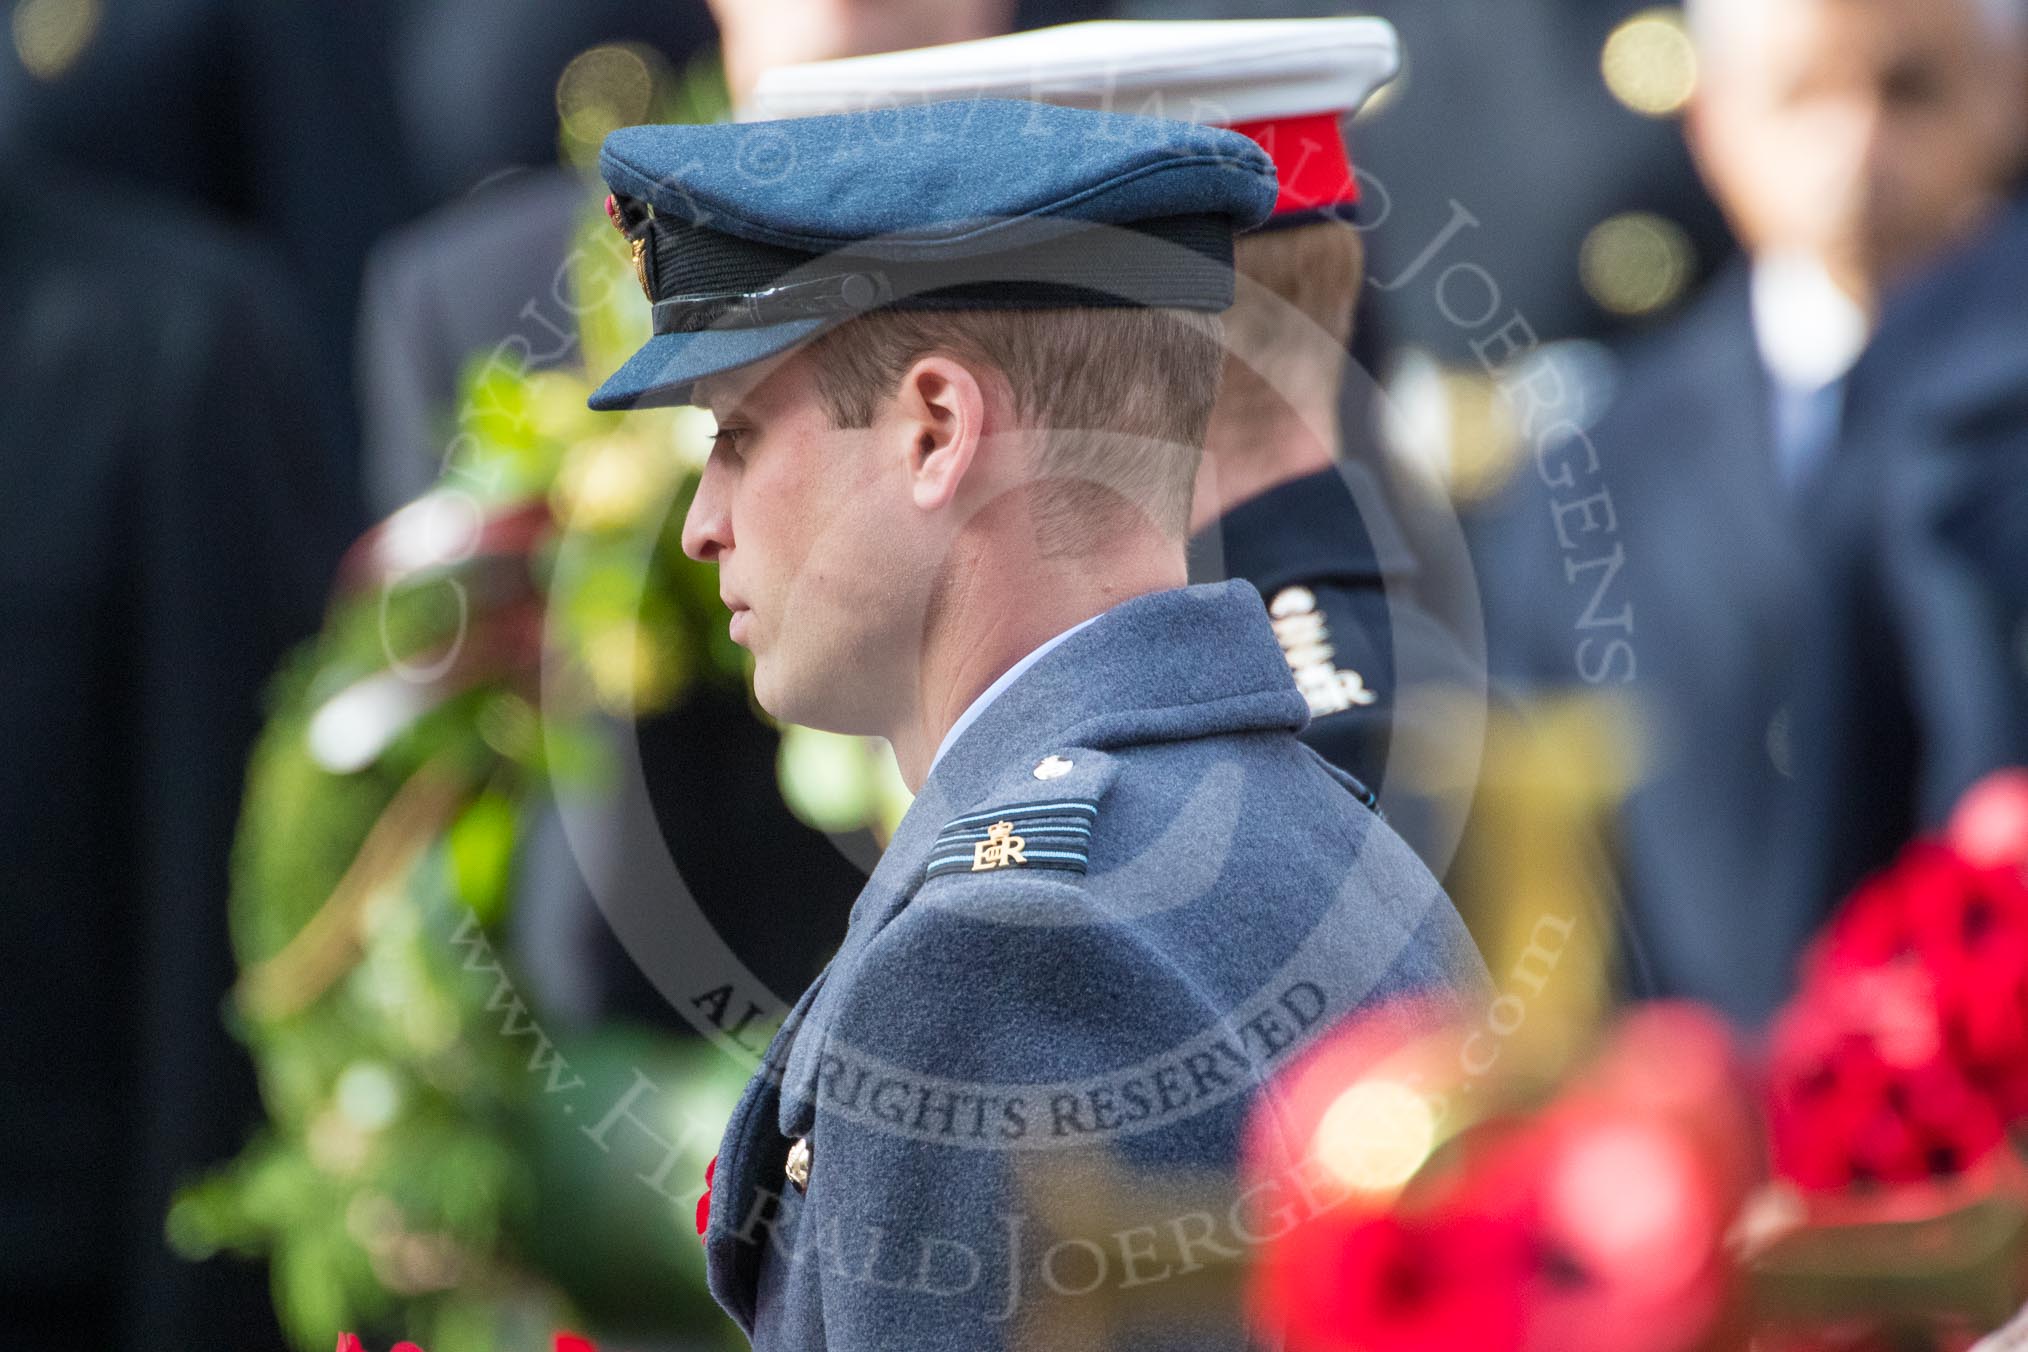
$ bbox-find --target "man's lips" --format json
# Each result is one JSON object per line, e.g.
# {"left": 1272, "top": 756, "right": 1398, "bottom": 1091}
{"left": 724, "top": 599, "right": 753, "bottom": 646}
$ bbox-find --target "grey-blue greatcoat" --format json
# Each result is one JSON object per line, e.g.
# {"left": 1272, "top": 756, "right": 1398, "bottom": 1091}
{"left": 701, "top": 580, "right": 1488, "bottom": 1350}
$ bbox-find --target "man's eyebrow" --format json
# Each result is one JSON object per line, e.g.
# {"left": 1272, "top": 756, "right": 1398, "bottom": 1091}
{"left": 696, "top": 381, "right": 754, "bottom": 423}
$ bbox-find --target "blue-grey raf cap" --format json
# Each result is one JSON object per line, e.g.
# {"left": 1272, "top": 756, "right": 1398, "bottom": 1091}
{"left": 586, "top": 98, "right": 1278, "bottom": 411}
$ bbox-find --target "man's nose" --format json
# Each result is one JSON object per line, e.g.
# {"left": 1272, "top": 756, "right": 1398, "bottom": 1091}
{"left": 1828, "top": 95, "right": 1891, "bottom": 193}
{"left": 682, "top": 458, "right": 733, "bottom": 563}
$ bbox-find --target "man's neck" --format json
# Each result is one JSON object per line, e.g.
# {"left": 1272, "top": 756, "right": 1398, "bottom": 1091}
{"left": 887, "top": 551, "right": 1185, "bottom": 792}
{"left": 1193, "top": 400, "right": 1339, "bottom": 535}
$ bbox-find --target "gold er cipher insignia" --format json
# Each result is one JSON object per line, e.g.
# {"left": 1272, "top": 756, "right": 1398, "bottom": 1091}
{"left": 972, "top": 821, "right": 1026, "bottom": 872}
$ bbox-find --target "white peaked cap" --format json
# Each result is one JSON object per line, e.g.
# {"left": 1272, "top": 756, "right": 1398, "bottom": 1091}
{"left": 742, "top": 18, "right": 1401, "bottom": 129}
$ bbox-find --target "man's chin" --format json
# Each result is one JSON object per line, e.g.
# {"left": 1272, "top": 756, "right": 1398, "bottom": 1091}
{"left": 752, "top": 670, "right": 883, "bottom": 741}
{"left": 750, "top": 667, "right": 819, "bottom": 731}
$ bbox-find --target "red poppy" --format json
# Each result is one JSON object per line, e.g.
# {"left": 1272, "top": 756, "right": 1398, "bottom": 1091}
{"left": 696, "top": 1154, "right": 717, "bottom": 1236}
{"left": 1242, "top": 999, "right": 1525, "bottom": 1351}
{"left": 1807, "top": 843, "right": 1961, "bottom": 980}
{"left": 1779, "top": 833, "right": 2028, "bottom": 1189}
{"left": 1255, "top": 1207, "right": 1532, "bottom": 1352}
{"left": 1509, "top": 1080, "right": 1750, "bottom": 1352}
{"left": 1771, "top": 909, "right": 2012, "bottom": 1190}
{"left": 1812, "top": 842, "right": 2028, "bottom": 1001}
{"left": 1580, "top": 1003, "right": 1763, "bottom": 1216}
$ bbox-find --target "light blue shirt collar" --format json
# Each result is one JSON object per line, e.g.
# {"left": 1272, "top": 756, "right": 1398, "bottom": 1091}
{"left": 926, "top": 613, "right": 1104, "bottom": 776}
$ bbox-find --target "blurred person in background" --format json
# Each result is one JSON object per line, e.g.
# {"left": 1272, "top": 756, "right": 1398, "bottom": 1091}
{"left": 5, "top": 6, "right": 391, "bottom": 1347}
{"left": 0, "top": 0, "right": 418, "bottom": 424}
{"left": 1470, "top": 0, "right": 2028, "bottom": 1024}
{"left": 1190, "top": 129, "right": 1489, "bottom": 877}
{"left": 0, "top": 154, "right": 355, "bottom": 1350}
{"left": 709, "top": 0, "right": 1014, "bottom": 112}
{"left": 1330, "top": 0, "right": 1733, "bottom": 362}
{"left": 1290, "top": 0, "right": 1737, "bottom": 617}
{"left": 358, "top": 0, "right": 721, "bottom": 514}
{"left": 1799, "top": 188, "right": 2028, "bottom": 935}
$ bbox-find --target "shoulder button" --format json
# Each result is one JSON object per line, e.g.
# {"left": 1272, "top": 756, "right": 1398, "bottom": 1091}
{"left": 785, "top": 1136, "right": 811, "bottom": 1192}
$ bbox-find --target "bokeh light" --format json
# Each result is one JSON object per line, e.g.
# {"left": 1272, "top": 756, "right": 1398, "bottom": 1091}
{"left": 336, "top": 1061, "right": 404, "bottom": 1132}
{"left": 1601, "top": 9, "right": 1698, "bottom": 118}
{"left": 1581, "top": 210, "right": 1695, "bottom": 316}
{"left": 583, "top": 620, "right": 677, "bottom": 715}
{"left": 556, "top": 43, "right": 659, "bottom": 150}
{"left": 554, "top": 434, "right": 676, "bottom": 532}
{"left": 11, "top": 0, "right": 98, "bottom": 79}
{"left": 1311, "top": 1079, "right": 1439, "bottom": 1193}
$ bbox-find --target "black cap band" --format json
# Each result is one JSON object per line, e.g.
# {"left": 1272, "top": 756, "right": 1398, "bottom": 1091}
{"left": 637, "top": 211, "right": 1237, "bottom": 336}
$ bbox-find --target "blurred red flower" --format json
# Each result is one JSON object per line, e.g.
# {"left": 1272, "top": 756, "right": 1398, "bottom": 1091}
{"left": 1247, "top": 1001, "right": 1758, "bottom": 1352}
{"left": 1774, "top": 836, "right": 2028, "bottom": 1190}
{"left": 1509, "top": 1007, "right": 1756, "bottom": 1352}
{"left": 697, "top": 1153, "right": 716, "bottom": 1236}
{"left": 1257, "top": 1206, "right": 1532, "bottom": 1352}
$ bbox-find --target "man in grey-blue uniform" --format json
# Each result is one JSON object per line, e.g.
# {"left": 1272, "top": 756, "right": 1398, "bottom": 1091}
{"left": 587, "top": 100, "right": 1487, "bottom": 1350}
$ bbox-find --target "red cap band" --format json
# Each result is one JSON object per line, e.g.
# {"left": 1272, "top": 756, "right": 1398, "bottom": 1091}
{"left": 1227, "top": 112, "right": 1359, "bottom": 216}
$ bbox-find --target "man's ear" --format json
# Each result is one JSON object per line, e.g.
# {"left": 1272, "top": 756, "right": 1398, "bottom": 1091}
{"left": 894, "top": 355, "right": 988, "bottom": 513}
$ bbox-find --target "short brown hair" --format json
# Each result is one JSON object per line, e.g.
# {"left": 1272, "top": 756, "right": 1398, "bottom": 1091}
{"left": 801, "top": 306, "right": 1223, "bottom": 545}
{"left": 1219, "top": 220, "right": 1364, "bottom": 429}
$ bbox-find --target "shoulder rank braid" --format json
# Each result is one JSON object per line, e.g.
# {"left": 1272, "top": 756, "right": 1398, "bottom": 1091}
{"left": 924, "top": 800, "right": 1098, "bottom": 880}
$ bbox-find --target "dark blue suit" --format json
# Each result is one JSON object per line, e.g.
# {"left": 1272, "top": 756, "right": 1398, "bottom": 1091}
{"left": 1470, "top": 264, "right": 1877, "bottom": 1023}
{"left": 1828, "top": 202, "right": 2028, "bottom": 834}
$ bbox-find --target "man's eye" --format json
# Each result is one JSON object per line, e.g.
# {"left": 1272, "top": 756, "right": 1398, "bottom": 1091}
{"left": 1881, "top": 63, "right": 1947, "bottom": 111}
{"left": 712, "top": 428, "right": 746, "bottom": 456}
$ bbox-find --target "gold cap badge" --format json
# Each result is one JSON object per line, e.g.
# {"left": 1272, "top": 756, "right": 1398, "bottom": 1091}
{"left": 605, "top": 192, "right": 654, "bottom": 302}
